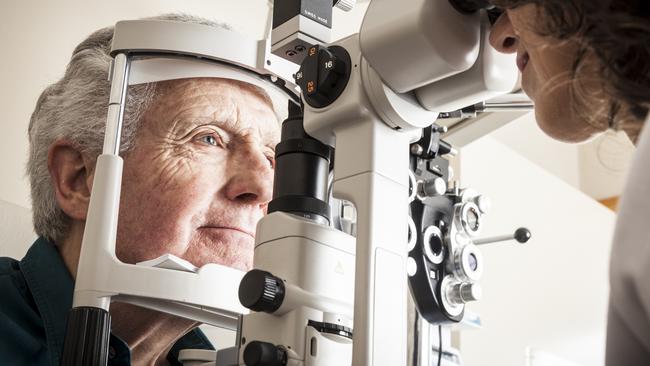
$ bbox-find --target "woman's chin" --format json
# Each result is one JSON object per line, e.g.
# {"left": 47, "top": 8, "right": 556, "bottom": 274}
{"left": 536, "top": 117, "right": 598, "bottom": 143}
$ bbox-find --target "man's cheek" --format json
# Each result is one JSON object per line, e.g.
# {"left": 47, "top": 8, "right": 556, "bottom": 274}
{"left": 150, "top": 155, "right": 197, "bottom": 192}
{"left": 116, "top": 186, "right": 196, "bottom": 263}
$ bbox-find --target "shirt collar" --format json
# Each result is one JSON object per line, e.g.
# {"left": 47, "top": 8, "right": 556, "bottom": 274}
{"left": 20, "top": 237, "right": 214, "bottom": 365}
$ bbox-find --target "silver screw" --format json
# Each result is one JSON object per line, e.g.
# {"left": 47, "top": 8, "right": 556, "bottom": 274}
{"left": 448, "top": 282, "right": 482, "bottom": 304}
{"left": 411, "top": 144, "right": 424, "bottom": 155}
{"left": 421, "top": 177, "right": 447, "bottom": 197}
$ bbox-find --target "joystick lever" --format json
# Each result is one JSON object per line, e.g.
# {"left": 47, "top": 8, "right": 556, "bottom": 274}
{"left": 473, "top": 227, "right": 531, "bottom": 246}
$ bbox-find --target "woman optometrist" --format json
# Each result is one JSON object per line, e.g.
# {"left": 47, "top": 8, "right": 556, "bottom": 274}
{"left": 488, "top": 1, "right": 650, "bottom": 364}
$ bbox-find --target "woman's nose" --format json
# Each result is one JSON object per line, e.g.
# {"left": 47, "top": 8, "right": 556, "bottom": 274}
{"left": 489, "top": 12, "right": 519, "bottom": 54}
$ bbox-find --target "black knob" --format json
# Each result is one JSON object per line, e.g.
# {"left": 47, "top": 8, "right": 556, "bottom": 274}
{"left": 295, "top": 45, "right": 351, "bottom": 108}
{"left": 239, "top": 269, "right": 286, "bottom": 313}
{"left": 243, "top": 341, "right": 287, "bottom": 366}
{"left": 514, "top": 227, "right": 532, "bottom": 243}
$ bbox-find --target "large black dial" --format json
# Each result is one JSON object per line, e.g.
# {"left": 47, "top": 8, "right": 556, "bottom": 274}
{"left": 295, "top": 45, "right": 351, "bottom": 108}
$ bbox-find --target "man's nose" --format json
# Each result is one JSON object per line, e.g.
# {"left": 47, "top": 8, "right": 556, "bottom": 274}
{"left": 489, "top": 12, "right": 519, "bottom": 54}
{"left": 225, "top": 144, "right": 274, "bottom": 207}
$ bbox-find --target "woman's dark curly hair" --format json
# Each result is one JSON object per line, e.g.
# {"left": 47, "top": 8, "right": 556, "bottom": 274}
{"left": 490, "top": 0, "right": 650, "bottom": 138}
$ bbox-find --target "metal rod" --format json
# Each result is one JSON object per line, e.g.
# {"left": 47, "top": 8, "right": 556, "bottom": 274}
{"left": 473, "top": 234, "right": 514, "bottom": 245}
{"left": 481, "top": 102, "right": 535, "bottom": 112}
{"left": 438, "top": 100, "right": 534, "bottom": 120}
{"left": 102, "top": 53, "right": 130, "bottom": 156}
{"left": 473, "top": 227, "right": 531, "bottom": 245}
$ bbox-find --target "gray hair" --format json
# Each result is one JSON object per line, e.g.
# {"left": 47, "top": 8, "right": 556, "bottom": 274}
{"left": 27, "top": 14, "right": 231, "bottom": 244}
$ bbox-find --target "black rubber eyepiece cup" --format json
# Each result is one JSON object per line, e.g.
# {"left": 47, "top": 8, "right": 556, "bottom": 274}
{"left": 243, "top": 341, "right": 287, "bottom": 366}
{"left": 449, "top": 0, "right": 493, "bottom": 13}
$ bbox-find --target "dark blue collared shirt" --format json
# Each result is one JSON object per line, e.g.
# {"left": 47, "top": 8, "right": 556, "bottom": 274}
{"left": 0, "top": 237, "right": 214, "bottom": 365}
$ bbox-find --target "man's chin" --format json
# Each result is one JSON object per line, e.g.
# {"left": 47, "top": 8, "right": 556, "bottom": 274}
{"left": 191, "top": 228, "right": 255, "bottom": 269}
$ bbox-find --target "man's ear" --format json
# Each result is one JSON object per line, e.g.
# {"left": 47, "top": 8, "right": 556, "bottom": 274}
{"left": 48, "top": 141, "right": 95, "bottom": 221}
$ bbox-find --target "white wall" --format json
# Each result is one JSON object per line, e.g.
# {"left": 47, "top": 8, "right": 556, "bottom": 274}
{"left": 458, "top": 136, "right": 615, "bottom": 366}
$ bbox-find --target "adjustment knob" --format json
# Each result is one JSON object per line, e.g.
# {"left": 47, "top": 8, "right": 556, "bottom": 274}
{"left": 473, "top": 195, "right": 491, "bottom": 214}
{"left": 238, "top": 270, "right": 285, "bottom": 313}
{"left": 243, "top": 341, "right": 287, "bottom": 366}
{"left": 295, "top": 45, "right": 351, "bottom": 108}
{"left": 420, "top": 177, "right": 447, "bottom": 197}
{"left": 334, "top": 0, "right": 356, "bottom": 11}
{"left": 514, "top": 227, "right": 532, "bottom": 243}
{"left": 448, "top": 282, "right": 482, "bottom": 305}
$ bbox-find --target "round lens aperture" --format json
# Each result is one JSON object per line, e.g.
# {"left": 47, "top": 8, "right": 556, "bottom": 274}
{"left": 467, "top": 207, "right": 480, "bottom": 231}
{"left": 468, "top": 253, "right": 478, "bottom": 271}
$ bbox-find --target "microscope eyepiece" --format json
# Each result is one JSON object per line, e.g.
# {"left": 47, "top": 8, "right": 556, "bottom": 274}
{"left": 243, "top": 341, "right": 287, "bottom": 366}
{"left": 449, "top": 0, "right": 495, "bottom": 13}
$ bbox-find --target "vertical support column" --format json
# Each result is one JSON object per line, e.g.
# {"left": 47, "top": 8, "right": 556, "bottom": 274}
{"left": 332, "top": 117, "right": 410, "bottom": 366}
{"left": 62, "top": 53, "right": 130, "bottom": 366}
{"left": 73, "top": 52, "right": 129, "bottom": 309}
{"left": 103, "top": 53, "right": 130, "bottom": 155}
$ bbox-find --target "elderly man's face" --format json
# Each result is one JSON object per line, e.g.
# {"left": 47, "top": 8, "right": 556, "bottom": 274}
{"left": 115, "top": 78, "right": 279, "bottom": 271}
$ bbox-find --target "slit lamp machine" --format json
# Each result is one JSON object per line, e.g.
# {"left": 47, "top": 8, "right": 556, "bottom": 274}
{"left": 61, "top": 0, "right": 532, "bottom": 365}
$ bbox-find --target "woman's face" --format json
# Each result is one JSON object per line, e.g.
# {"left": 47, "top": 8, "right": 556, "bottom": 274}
{"left": 489, "top": 5, "right": 607, "bottom": 142}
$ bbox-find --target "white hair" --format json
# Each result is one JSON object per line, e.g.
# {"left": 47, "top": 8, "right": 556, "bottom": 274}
{"left": 27, "top": 14, "right": 232, "bottom": 244}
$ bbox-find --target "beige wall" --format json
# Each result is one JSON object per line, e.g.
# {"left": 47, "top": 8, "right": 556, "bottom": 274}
{"left": 578, "top": 131, "right": 635, "bottom": 201}
{"left": 490, "top": 112, "right": 582, "bottom": 189}
{"left": 489, "top": 112, "right": 636, "bottom": 202}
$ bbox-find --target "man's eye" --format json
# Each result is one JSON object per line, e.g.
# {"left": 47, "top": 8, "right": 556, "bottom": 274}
{"left": 199, "top": 134, "right": 220, "bottom": 147}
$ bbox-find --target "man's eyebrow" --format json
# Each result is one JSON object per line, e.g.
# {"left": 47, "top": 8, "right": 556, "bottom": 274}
{"left": 179, "top": 116, "right": 237, "bottom": 131}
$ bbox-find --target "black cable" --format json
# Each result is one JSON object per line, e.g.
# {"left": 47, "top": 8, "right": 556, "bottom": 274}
{"left": 437, "top": 325, "right": 442, "bottom": 366}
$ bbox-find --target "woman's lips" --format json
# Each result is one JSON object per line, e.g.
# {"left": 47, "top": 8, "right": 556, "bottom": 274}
{"left": 517, "top": 52, "right": 530, "bottom": 72}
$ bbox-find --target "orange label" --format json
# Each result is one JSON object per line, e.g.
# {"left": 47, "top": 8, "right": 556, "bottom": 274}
{"left": 307, "top": 80, "right": 315, "bottom": 93}
{"left": 309, "top": 47, "right": 317, "bottom": 56}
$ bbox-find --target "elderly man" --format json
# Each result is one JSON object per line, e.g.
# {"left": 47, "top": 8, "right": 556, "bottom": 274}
{"left": 0, "top": 14, "right": 282, "bottom": 366}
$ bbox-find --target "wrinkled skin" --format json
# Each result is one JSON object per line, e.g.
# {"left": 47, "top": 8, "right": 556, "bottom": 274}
{"left": 117, "top": 78, "right": 279, "bottom": 271}
{"left": 53, "top": 77, "right": 280, "bottom": 365}
{"left": 112, "top": 78, "right": 279, "bottom": 365}
{"left": 489, "top": 5, "right": 609, "bottom": 142}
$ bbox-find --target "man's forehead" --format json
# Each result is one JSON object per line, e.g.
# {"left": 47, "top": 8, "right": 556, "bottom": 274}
{"left": 146, "top": 78, "right": 281, "bottom": 142}
{"left": 160, "top": 78, "right": 281, "bottom": 121}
